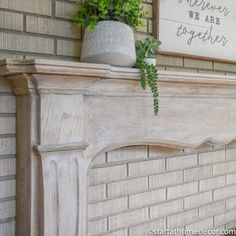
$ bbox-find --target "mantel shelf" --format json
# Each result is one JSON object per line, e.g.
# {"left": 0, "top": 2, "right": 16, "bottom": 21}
{"left": 1, "top": 58, "right": 236, "bottom": 236}
{"left": 1, "top": 59, "right": 236, "bottom": 87}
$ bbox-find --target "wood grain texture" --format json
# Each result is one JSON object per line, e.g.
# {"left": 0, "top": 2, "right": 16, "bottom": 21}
{"left": 2, "top": 59, "right": 236, "bottom": 236}
{"left": 40, "top": 94, "right": 84, "bottom": 145}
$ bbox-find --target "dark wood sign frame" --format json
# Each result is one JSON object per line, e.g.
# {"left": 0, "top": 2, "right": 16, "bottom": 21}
{"left": 152, "top": 0, "right": 236, "bottom": 64}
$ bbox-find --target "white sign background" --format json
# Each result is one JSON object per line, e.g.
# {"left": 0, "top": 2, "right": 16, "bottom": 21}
{"left": 159, "top": 0, "right": 236, "bottom": 61}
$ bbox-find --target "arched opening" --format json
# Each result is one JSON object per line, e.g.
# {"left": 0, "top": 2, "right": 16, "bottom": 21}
{"left": 86, "top": 144, "right": 236, "bottom": 236}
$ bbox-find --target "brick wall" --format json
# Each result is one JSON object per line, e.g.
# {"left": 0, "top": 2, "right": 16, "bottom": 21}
{"left": 0, "top": 0, "right": 81, "bottom": 61}
{"left": 1, "top": 1, "right": 236, "bottom": 236}
{"left": 1, "top": 0, "right": 236, "bottom": 76}
{"left": 88, "top": 145, "right": 236, "bottom": 236}
{"left": 0, "top": 77, "right": 16, "bottom": 235}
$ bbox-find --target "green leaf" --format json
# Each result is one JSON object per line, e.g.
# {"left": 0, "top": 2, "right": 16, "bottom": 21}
{"left": 73, "top": 0, "right": 146, "bottom": 30}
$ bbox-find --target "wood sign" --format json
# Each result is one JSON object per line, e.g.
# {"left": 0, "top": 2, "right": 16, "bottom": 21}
{"left": 153, "top": 0, "right": 236, "bottom": 62}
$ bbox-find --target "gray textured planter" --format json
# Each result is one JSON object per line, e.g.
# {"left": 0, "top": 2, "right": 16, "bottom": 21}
{"left": 81, "top": 21, "right": 136, "bottom": 67}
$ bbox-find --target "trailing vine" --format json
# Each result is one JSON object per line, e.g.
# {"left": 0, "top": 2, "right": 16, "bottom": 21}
{"left": 135, "top": 57, "right": 159, "bottom": 115}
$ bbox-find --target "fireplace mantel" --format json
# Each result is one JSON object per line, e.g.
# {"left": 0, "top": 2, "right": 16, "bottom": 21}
{"left": 1, "top": 59, "right": 236, "bottom": 236}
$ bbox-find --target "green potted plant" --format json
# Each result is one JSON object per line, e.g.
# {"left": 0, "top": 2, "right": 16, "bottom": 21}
{"left": 135, "top": 37, "right": 161, "bottom": 115}
{"left": 74, "top": 0, "right": 146, "bottom": 67}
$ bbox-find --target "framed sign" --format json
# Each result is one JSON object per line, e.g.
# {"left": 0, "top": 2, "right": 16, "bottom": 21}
{"left": 153, "top": 0, "right": 236, "bottom": 62}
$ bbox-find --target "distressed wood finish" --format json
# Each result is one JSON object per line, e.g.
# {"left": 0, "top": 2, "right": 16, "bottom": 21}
{"left": 1, "top": 59, "right": 236, "bottom": 236}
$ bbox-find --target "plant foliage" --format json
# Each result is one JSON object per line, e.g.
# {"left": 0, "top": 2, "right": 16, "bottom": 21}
{"left": 136, "top": 37, "right": 161, "bottom": 58}
{"left": 135, "top": 37, "right": 161, "bottom": 115}
{"left": 74, "top": 0, "right": 146, "bottom": 31}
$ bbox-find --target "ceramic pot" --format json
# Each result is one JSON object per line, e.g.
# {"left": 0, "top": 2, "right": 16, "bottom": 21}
{"left": 144, "top": 58, "right": 156, "bottom": 66}
{"left": 81, "top": 21, "right": 136, "bottom": 67}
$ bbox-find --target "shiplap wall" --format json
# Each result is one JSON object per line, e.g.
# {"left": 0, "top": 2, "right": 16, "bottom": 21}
{"left": 0, "top": 77, "right": 16, "bottom": 235}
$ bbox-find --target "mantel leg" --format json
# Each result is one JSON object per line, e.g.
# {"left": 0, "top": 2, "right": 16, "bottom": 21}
{"left": 37, "top": 149, "right": 90, "bottom": 236}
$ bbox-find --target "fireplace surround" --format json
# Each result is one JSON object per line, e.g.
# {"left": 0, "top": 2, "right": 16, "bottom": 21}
{"left": 1, "top": 59, "right": 236, "bottom": 235}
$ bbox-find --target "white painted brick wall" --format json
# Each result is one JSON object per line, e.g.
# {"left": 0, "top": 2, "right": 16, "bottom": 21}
{"left": 90, "top": 164, "right": 127, "bottom": 185}
{"left": 167, "top": 154, "right": 197, "bottom": 171}
{"left": 0, "top": 77, "right": 16, "bottom": 236}
{"left": 184, "top": 165, "right": 212, "bottom": 182}
{"left": 88, "top": 145, "right": 236, "bottom": 235}
{"left": 199, "top": 201, "right": 225, "bottom": 219}
{"left": 0, "top": 221, "right": 15, "bottom": 236}
{"left": 213, "top": 161, "right": 236, "bottom": 175}
{"left": 1, "top": 1, "right": 236, "bottom": 236}
{"left": 88, "top": 184, "right": 106, "bottom": 202}
{"left": 57, "top": 40, "right": 82, "bottom": 57}
{"left": 214, "top": 209, "right": 236, "bottom": 227}
{"left": 88, "top": 218, "right": 107, "bottom": 236}
{"left": 226, "top": 196, "right": 236, "bottom": 210}
{"left": 0, "top": 11, "right": 23, "bottom": 31}
{"left": 149, "top": 171, "right": 182, "bottom": 189}
{"left": 184, "top": 191, "right": 212, "bottom": 210}
{"left": 167, "top": 182, "right": 198, "bottom": 200}
{"left": 185, "top": 218, "right": 214, "bottom": 231}
{"left": 129, "top": 188, "right": 166, "bottom": 209}
{"left": 198, "top": 150, "right": 225, "bottom": 165}
{"left": 128, "top": 159, "right": 165, "bottom": 177}
{"left": 88, "top": 197, "right": 128, "bottom": 219}
{"left": 214, "top": 185, "right": 236, "bottom": 201}
{"left": 226, "top": 173, "right": 236, "bottom": 185}
{"left": 26, "top": 16, "right": 81, "bottom": 39}
{"left": 0, "top": 138, "right": 16, "bottom": 156}
{"left": 129, "top": 218, "right": 166, "bottom": 236}
{"left": 0, "top": 158, "right": 15, "bottom": 177}
{"left": 167, "top": 209, "right": 198, "bottom": 229}
{"left": 226, "top": 148, "right": 236, "bottom": 161}
{"left": 0, "top": 0, "right": 51, "bottom": 15}
{"left": 109, "top": 208, "right": 148, "bottom": 231}
{"left": 199, "top": 176, "right": 225, "bottom": 192}
{"left": 0, "top": 96, "right": 15, "bottom": 113}
{"left": 0, "top": 117, "right": 15, "bottom": 135}
{"left": 55, "top": 1, "right": 76, "bottom": 20}
{"left": 108, "top": 177, "right": 148, "bottom": 198}
{"left": 150, "top": 199, "right": 183, "bottom": 219}
{"left": 0, "top": 32, "right": 54, "bottom": 55}
{"left": 105, "top": 229, "right": 128, "bottom": 236}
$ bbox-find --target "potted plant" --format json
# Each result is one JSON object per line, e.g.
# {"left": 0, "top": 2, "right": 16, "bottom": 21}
{"left": 74, "top": 0, "right": 146, "bottom": 67}
{"left": 135, "top": 37, "right": 161, "bottom": 115}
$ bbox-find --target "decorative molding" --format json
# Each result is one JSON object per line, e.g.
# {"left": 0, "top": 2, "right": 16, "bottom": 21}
{"left": 1, "top": 58, "right": 236, "bottom": 84}
{"left": 34, "top": 142, "right": 89, "bottom": 155}
{"left": 1, "top": 59, "right": 236, "bottom": 236}
{"left": 0, "top": 59, "right": 140, "bottom": 79}
{"left": 3, "top": 59, "right": 236, "bottom": 99}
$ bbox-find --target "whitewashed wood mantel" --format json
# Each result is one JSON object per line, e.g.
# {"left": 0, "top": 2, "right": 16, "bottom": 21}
{"left": 1, "top": 59, "right": 236, "bottom": 236}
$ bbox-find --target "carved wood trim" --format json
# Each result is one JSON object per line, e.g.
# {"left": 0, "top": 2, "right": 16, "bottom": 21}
{"left": 34, "top": 142, "right": 89, "bottom": 155}
{"left": 1, "top": 59, "right": 236, "bottom": 236}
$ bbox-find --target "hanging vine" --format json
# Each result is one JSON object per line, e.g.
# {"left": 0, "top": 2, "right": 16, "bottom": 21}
{"left": 136, "top": 57, "right": 159, "bottom": 115}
